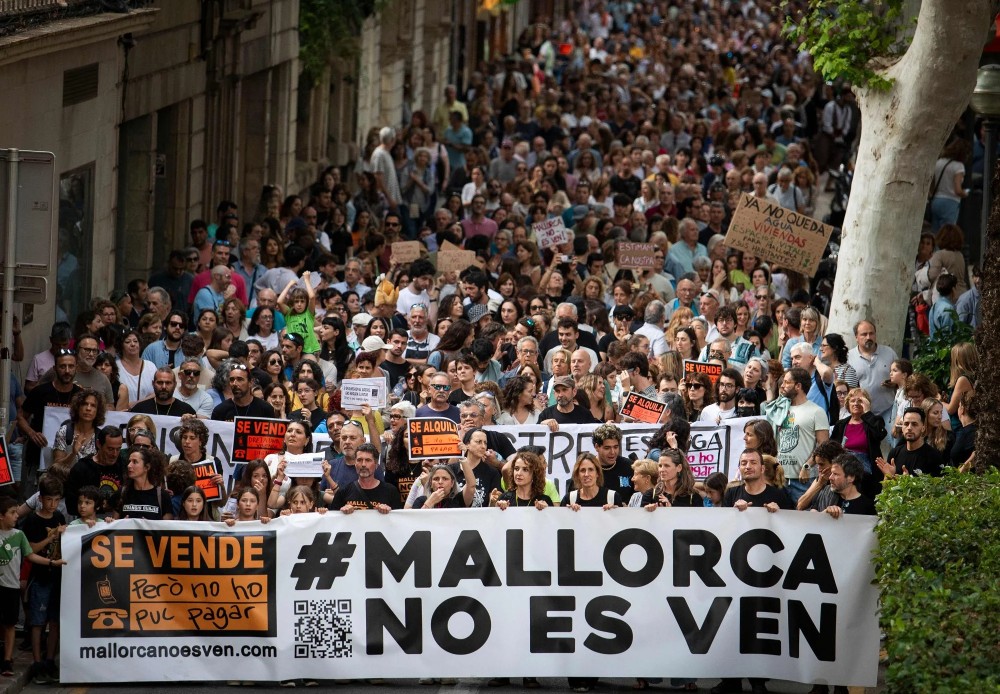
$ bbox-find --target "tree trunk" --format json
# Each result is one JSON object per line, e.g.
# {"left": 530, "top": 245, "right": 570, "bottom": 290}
{"left": 827, "top": 0, "right": 999, "bottom": 350}
{"left": 976, "top": 163, "right": 1000, "bottom": 470}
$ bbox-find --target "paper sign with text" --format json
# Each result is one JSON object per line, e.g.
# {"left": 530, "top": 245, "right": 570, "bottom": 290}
{"left": 437, "top": 250, "right": 477, "bottom": 274}
{"left": 617, "top": 242, "right": 659, "bottom": 270}
{"left": 684, "top": 359, "right": 723, "bottom": 387}
{"left": 619, "top": 392, "right": 666, "bottom": 423}
{"left": 724, "top": 194, "right": 832, "bottom": 275}
{"left": 532, "top": 217, "right": 571, "bottom": 249}
{"left": 340, "top": 377, "right": 388, "bottom": 410}
{"left": 0, "top": 436, "right": 13, "bottom": 486}
{"left": 232, "top": 418, "right": 288, "bottom": 462}
{"left": 191, "top": 460, "right": 224, "bottom": 502}
{"left": 408, "top": 417, "right": 461, "bottom": 460}
{"left": 283, "top": 453, "right": 325, "bottom": 478}
{"left": 390, "top": 241, "right": 422, "bottom": 264}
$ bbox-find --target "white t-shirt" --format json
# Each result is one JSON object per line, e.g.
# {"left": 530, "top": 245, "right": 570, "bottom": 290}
{"left": 698, "top": 403, "right": 737, "bottom": 424}
{"left": 776, "top": 400, "right": 829, "bottom": 478}
{"left": 396, "top": 285, "right": 431, "bottom": 318}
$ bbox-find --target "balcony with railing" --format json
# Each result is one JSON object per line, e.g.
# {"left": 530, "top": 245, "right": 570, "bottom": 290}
{"left": 0, "top": 0, "right": 154, "bottom": 38}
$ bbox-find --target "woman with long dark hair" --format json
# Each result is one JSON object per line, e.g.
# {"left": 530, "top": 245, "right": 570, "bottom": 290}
{"left": 317, "top": 316, "right": 352, "bottom": 385}
{"left": 427, "top": 319, "right": 474, "bottom": 369}
{"left": 51, "top": 389, "right": 106, "bottom": 470}
{"left": 119, "top": 448, "right": 173, "bottom": 520}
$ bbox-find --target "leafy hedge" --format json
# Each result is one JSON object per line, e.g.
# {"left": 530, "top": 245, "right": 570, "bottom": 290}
{"left": 875, "top": 468, "right": 1000, "bottom": 693}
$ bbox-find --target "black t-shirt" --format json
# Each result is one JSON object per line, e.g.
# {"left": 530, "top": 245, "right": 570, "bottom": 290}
{"left": 723, "top": 484, "right": 795, "bottom": 509}
{"left": 602, "top": 455, "right": 635, "bottom": 499}
{"left": 412, "top": 494, "right": 468, "bottom": 509}
{"left": 65, "top": 455, "right": 127, "bottom": 515}
{"left": 330, "top": 481, "right": 402, "bottom": 510}
{"left": 950, "top": 424, "right": 975, "bottom": 468}
{"left": 448, "top": 388, "right": 477, "bottom": 406}
{"left": 22, "top": 511, "right": 66, "bottom": 586}
{"left": 20, "top": 382, "right": 82, "bottom": 466}
{"left": 889, "top": 442, "right": 944, "bottom": 477}
{"left": 120, "top": 486, "right": 173, "bottom": 520}
{"left": 640, "top": 489, "right": 703, "bottom": 508}
{"left": 210, "top": 398, "right": 277, "bottom": 422}
{"left": 129, "top": 398, "right": 197, "bottom": 417}
{"left": 835, "top": 493, "right": 877, "bottom": 516}
{"left": 380, "top": 359, "right": 410, "bottom": 392}
{"left": 289, "top": 406, "right": 328, "bottom": 431}
{"left": 560, "top": 486, "right": 620, "bottom": 507}
{"left": 385, "top": 463, "right": 423, "bottom": 507}
{"left": 497, "top": 490, "right": 551, "bottom": 507}
{"left": 537, "top": 404, "right": 599, "bottom": 424}
{"left": 449, "top": 460, "right": 501, "bottom": 508}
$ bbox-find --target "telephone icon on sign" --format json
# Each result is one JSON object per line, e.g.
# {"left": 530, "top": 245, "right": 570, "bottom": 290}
{"left": 88, "top": 608, "right": 127, "bottom": 630}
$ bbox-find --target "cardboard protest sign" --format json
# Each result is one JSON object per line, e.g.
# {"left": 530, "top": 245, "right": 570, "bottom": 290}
{"left": 724, "top": 193, "right": 832, "bottom": 275}
{"left": 619, "top": 391, "right": 666, "bottom": 423}
{"left": 340, "top": 377, "right": 388, "bottom": 409}
{"left": 437, "top": 250, "right": 477, "bottom": 274}
{"left": 232, "top": 417, "right": 288, "bottom": 462}
{"left": 390, "top": 241, "right": 422, "bottom": 264}
{"left": 617, "top": 242, "right": 659, "bottom": 270}
{"left": 684, "top": 359, "right": 723, "bottom": 387}
{"left": 192, "top": 459, "right": 224, "bottom": 502}
{"left": 440, "top": 239, "right": 462, "bottom": 252}
{"left": 532, "top": 217, "right": 571, "bottom": 249}
{"left": 284, "top": 452, "right": 325, "bottom": 478}
{"left": 408, "top": 417, "right": 461, "bottom": 460}
{"left": 0, "top": 436, "right": 14, "bottom": 486}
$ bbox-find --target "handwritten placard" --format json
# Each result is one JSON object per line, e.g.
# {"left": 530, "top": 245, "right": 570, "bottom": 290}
{"left": 340, "top": 377, "right": 388, "bottom": 409}
{"left": 619, "top": 392, "right": 666, "bottom": 423}
{"left": 684, "top": 359, "right": 723, "bottom": 387}
{"left": 390, "top": 241, "right": 422, "bottom": 264}
{"left": 617, "top": 242, "right": 659, "bottom": 270}
{"left": 724, "top": 193, "right": 832, "bottom": 275}
{"left": 284, "top": 452, "right": 325, "bottom": 478}
{"left": 408, "top": 417, "right": 461, "bottom": 461}
{"left": 437, "top": 249, "right": 477, "bottom": 274}
{"left": 192, "top": 459, "right": 224, "bottom": 502}
{"left": 532, "top": 217, "right": 571, "bottom": 249}
{"left": 232, "top": 417, "right": 288, "bottom": 462}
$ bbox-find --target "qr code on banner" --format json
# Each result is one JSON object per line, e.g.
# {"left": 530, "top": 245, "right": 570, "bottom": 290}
{"left": 293, "top": 600, "right": 353, "bottom": 658}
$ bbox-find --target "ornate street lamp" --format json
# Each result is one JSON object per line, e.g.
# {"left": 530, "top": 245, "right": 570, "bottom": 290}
{"left": 970, "top": 64, "right": 1000, "bottom": 264}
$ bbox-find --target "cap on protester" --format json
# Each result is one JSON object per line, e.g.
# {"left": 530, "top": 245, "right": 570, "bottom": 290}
{"left": 553, "top": 375, "right": 576, "bottom": 389}
{"left": 710, "top": 155, "right": 725, "bottom": 167}
{"left": 761, "top": 88, "right": 774, "bottom": 99}
{"left": 466, "top": 304, "right": 491, "bottom": 324}
{"left": 361, "top": 335, "right": 388, "bottom": 352}
{"left": 352, "top": 313, "right": 374, "bottom": 326}
{"left": 501, "top": 138, "right": 514, "bottom": 148}
{"left": 611, "top": 305, "right": 635, "bottom": 320}
{"left": 286, "top": 217, "right": 308, "bottom": 232}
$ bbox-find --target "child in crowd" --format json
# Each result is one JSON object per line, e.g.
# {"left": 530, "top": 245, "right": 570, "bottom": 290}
{"left": 178, "top": 486, "right": 213, "bottom": 522}
{"left": 0, "top": 496, "right": 67, "bottom": 678}
{"left": 698, "top": 472, "right": 730, "bottom": 508}
{"left": 278, "top": 272, "right": 320, "bottom": 354}
{"left": 224, "top": 487, "right": 271, "bottom": 525}
{"left": 279, "top": 486, "right": 328, "bottom": 516}
{"left": 21, "top": 475, "right": 68, "bottom": 684}
{"left": 69, "top": 486, "right": 104, "bottom": 527}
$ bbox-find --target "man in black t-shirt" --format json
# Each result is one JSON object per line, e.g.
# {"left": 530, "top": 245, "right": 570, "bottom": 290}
{"left": 715, "top": 448, "right": 788, "bottom": 694}
{"left": 823, "top": 454, "right": 877, "bottom": 517}
{"left": 590, "top": 423, "right": 634, "bottom": 500}
{"left": 64, "top": 426, "right": 126, "bottom": 516}
{"left": 211, "top": 363, "right": 276, "bottom": 421}
{"left": 723, "top": 448, "right": 795, "bottom": 511}
{"left": 331, "top": 444, "right": 401, "bottom": 512}
{"left": 16, "top": 351, "right": 82, "bottom": 497}
{"left": 538, "top": 376, "right": 599, "bottom": 425}
{"left": 129, "top": 367, "right": 196, "bottom": 418}
{"left": 876, "top": 407, "right": 943, "bottom": 479}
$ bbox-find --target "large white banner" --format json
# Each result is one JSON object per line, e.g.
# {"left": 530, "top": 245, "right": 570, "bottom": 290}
{"left": 43, "top": 408, "right": 751, "bottom": 496}
{"left": 60, "top": 511, "right": 879, "bottom": 685}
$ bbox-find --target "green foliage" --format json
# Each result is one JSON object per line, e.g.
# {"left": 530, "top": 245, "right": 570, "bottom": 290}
{"left": 910, "top": 310, "right": 975, "bottom": 391}
{"left": 875, "top": 468, "right": 1000, "bottom": 693}
{"left": 299, "top": 0, "right": 386, "bottom": 82}
{"left": 782, "top": 0, "right": 907, "bottom": 89}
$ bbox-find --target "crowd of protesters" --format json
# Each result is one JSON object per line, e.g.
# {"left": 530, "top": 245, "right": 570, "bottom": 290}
{"left": 4, "top": 0, "right": 986, "bottom": 691}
